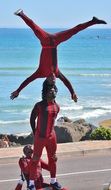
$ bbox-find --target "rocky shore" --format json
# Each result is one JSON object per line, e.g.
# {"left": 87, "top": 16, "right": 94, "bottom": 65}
{"left": 0, "top": 117, "right": 96, "bottom": 147}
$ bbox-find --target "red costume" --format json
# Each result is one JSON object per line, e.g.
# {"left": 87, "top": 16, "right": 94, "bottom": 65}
{"left": 13, "top": 12, "right": 104, "bottom": 99}
{"left": 30, "top": 100, "right": 59, "bottom": 180}
{"left": 15, "top": 156, "right": 50, "bottom": 190}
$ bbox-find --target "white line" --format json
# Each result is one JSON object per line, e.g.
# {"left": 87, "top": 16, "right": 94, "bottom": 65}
{"left": 103, "top": 183, "right": 110, "bottom": 186}
{"left": 1, "top": 168, "right": 111, "bottom": 183}
{"left": 0, "top": 163, "right": 17, "bottom": 166}
{"left": 0, "top": 179, "right": 19, "bottom": 183}
{"left": 56, "top": 168, "right": 111, "bottom": 177}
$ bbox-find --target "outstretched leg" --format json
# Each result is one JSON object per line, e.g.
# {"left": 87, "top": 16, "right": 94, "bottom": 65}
{"left": 14, "top": 9, "right": 48, "bottom": 42}
{"left": 55, "top": 17, "right": 107, "bottom": 45}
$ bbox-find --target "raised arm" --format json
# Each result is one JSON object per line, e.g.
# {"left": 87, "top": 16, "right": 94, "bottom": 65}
{"left": 58, "top": 71, "right": 78, "bottom": 102}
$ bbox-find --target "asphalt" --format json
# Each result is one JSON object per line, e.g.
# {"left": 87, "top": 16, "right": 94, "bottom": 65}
{"left": 1, "top": 140, "right": 111, "bottom": 158}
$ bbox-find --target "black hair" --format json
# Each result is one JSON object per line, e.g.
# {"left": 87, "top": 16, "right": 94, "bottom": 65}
{"left": 42, "top": 79, "right": 58, "bottom": 100}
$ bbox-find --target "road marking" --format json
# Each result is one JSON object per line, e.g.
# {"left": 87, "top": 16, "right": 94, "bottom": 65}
{"left": 0, "top": 163, "right": 17, "bottom": 166}
{"left": 103, "top": 183, "right": 109, "bottom": 185}
{"left": 0, "top": 178, "right": 18, "bottom": 183}
{"left": 56, "top": 168, "right": 111, "bottom": 177}
{"left": 1, "top": 168, "right": 111, "bottom": 183}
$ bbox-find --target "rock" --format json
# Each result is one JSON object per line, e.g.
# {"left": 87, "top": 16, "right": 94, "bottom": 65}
{"left": 57, "top": 116, "right": 72, "bottom": 123}
{"left": 0, "top": 118, "right": 96, "bottom": 146}
{"left": 55, "top": 118, "right": 95, "bottom": 143}
{"left": 0, "top": 133, "right": 34, "bottom": 146}
{"left": 0, "top": 135, "right": 10, "bottom": 148}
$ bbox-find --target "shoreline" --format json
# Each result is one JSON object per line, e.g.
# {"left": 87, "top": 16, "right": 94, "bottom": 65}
{"left": 1, "top": 117, "right": 111, "bottom": 136}
{"left": 99, "top": 119, "right": 111, "bottom": 128}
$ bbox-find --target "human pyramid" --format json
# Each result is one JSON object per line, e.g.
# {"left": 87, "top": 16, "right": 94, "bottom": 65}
{"left": 11, "top": 9, "right": 107, "bottom": 190}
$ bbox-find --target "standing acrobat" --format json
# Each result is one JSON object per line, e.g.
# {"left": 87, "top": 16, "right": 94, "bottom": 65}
{"left": 10, "top": 9, "right": 106, "bottom": 101}
{"left": 28, "top": 82, "right": 62, "bottom": 190}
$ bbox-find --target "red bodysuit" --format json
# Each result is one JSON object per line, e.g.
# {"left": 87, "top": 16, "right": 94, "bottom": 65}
{"left": 15, "top": 13, "right": 100, "bottom": 99}
{"left": 30, "top": 100, "right": 59, "bottom": 181}
{"left": 16, "top": 156, "right": 50, "bottom": 189}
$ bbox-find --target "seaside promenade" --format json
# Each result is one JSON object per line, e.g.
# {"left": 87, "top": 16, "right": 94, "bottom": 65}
{"left": 1, "top": 141, "right": 111, "bottom": 190}
{"left": 1, "top": 140, "right": 111, "bottom": 158}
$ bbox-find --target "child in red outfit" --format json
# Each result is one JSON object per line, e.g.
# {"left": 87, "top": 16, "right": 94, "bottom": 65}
{"left": 15, "top": 144, "right": 51, "bottom": 190}
{"left": 10, "top": 9, "right": 106, "bottom": 101}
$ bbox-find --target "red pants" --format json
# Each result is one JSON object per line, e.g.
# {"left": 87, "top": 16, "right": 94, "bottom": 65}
{"left": 20, "top": 13, "right": 96, "bottom": 47}
{"left": 30, "top": 130, "right": 57, "bottom": 180}
{"left": 17, "top": 13, "right": 97, "bottom": 94}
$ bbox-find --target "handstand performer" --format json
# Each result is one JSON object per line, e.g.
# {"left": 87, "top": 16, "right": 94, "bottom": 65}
{"left": 10, "top": 9, "right": 106, "bottom": 101}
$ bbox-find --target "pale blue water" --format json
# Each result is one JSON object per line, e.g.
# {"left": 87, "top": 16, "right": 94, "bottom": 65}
{"left": 0, "top": 28, "right": 111, "bottom": 134}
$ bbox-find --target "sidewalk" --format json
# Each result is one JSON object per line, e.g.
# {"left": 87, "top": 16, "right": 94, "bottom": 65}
{"left": 0, "top": 140, "right": 111, "bottom": 158}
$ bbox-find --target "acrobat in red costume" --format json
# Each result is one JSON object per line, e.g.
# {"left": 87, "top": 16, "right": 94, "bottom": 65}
{"left": 10, "top": 9, "right": 106, "bottom": 101}
{"left": 14, "top": 145, "right": 50, "bottom": 190}
{"left": 15, "top": 145, "right": 68, "bottom": 190}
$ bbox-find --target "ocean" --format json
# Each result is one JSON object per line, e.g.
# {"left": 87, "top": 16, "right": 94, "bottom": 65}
{"left": 0, "top": 28, "right": 111, "bottom": 134}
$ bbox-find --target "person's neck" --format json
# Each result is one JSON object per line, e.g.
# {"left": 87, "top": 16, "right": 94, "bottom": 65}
{"left": 47, "top": 98, "right": 55, "bottom": 103}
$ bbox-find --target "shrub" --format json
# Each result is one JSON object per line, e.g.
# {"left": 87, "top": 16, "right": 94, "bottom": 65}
{"left": 90, "top": 127, "right": 111, "bottom": 140}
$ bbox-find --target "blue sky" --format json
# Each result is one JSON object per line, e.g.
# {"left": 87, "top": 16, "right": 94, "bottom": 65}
{"left": 1, "top": 0, "right": 111, "bottom": 28}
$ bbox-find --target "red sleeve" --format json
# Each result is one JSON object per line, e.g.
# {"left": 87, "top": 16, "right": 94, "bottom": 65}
{"left": 58, "top": 71, "right": 75, "bottom": 99}
{"left": 17, "top": 71, "right": 39, "bottom": 93}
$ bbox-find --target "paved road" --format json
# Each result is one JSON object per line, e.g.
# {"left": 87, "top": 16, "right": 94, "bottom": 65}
{"left": 1, "top": 152, "right": 111, "bottom": 190}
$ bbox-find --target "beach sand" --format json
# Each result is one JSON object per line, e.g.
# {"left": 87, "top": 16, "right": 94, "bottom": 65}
{"left": 99, "top": 119, "right": 111, "bottom": 128}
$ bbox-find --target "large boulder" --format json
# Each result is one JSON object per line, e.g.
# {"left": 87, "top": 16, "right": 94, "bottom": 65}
{"left": 55, "top": 117, "right": 95, "bottom": 143}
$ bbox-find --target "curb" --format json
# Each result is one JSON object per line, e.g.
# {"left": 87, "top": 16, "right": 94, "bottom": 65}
{"left": 0, "top": 141, "right": 111, "bottom": 159}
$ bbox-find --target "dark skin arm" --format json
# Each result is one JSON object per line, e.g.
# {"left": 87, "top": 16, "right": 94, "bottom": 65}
{"left": 58, "top": 70, "right": 78, "bottom": 102}
{"left": 10, "top": 71, "right": 38, "bottom": 100}
{"left": 30, "top": 103, "right": 38, "bottom": 135}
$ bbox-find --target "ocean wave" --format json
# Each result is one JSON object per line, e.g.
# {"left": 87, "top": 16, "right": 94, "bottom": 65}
{"left": 60, "top": 106, "right": 83, "bottom": 111}
{"left": 2, "top": 105, "right": 111, "bottom": 115}
{"left": 77, "top": 73, "right": 111, "bottom": 77}
{"left": 0, "top": 67, "right": 34, "bottom": 70}
{"left": 1, "top": 73, "right": 111, "bottom": 78}
{"left": 62, "top": 68, "right": 111, "bottom": 71}
{"left": 3, "top": 108, "right": 30, "bottom": 114}
{"left": 0, "top": 119, "right": 29, "bottom": 125}
{"left": 75, "top": 109, "right": 111, "bottom": 120}
{"left": 16, "top": 132, "right": 31, "bottom": 136}
{"left": 3, "top": 109, "right": 17, "bottom": 113}
{"left": 1, "top": 67, "right": 111, "bottom": 72}
{"left": 102, "top": 84, "right": 111, "bottom": 87}
{"left": 20, "top": 95, "right": 31, "bottom": 100}
{"left": 60, "top": 105, "right": 111, "bottom": 111}
{"left": 84, "top": 105, "right": 111, "bottom": 111}
{"left": 62, "top": 73, "right": 111, "bottom": 77}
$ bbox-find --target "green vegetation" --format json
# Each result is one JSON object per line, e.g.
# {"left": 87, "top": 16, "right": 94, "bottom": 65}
{"left": 90, "top": 127, "right": 111, "bottom": 140}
